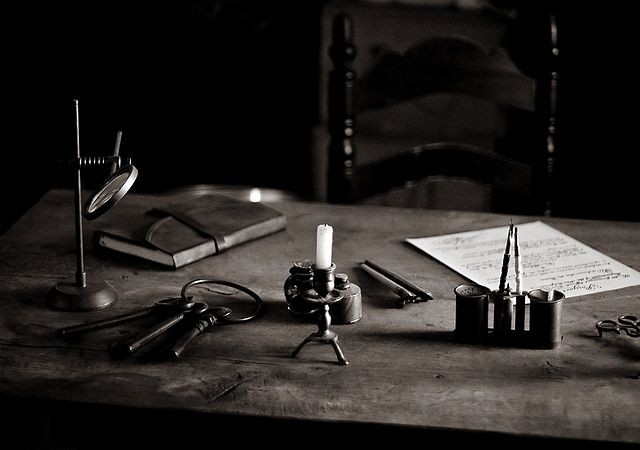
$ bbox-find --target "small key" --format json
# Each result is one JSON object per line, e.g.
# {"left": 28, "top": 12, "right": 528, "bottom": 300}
{"left": 56, "top": 297, "right": 194, "bottom": 338}
{"left": 108, "top": 302, "right": 208, "bottom": 359}
{"left": 168, "top": 307, "right": 232, "bottom": 360}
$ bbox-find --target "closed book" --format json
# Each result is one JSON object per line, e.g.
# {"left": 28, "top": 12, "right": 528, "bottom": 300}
{"left": 93, "top": 193, "right": 286, "bottom": 268}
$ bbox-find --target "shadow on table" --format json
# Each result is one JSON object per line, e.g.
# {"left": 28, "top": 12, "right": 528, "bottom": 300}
{"left": 2, "top": 395, "right": 638, "bottom": 450}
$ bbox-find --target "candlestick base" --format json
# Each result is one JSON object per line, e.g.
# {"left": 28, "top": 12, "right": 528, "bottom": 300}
{"left": 291, "top": 304, "right": 348, "bottom": 365}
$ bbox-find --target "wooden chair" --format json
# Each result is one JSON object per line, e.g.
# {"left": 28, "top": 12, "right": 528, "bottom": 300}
{"left": 322, "top": 4, "right": 558, "bottom": 215}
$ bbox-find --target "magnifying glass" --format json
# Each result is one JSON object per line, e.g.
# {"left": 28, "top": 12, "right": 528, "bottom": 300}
{"left": 84, "top": 164, "right": 138, "bottom": 220}
{"left": 47, "top": 99, "right": 138, "bottom": 311}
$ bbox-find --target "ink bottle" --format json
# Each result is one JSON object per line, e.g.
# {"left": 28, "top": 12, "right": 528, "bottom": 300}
{"left": 284, "top": 260, "right": 316, "bottom": 316}
{"left": 332, "top": 273, "right": 362, "bottom": 324}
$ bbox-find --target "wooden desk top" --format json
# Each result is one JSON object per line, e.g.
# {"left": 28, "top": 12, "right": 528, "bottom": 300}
{"left": 1, "top": 190, "right": 639, "bottom": 445}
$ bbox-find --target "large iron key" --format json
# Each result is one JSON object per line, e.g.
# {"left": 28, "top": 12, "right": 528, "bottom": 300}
{"left": 168, "top": 307, "right": 232, "bottom": 360}
{"left": 107, "top": 302, "right": 208, "bottom": 359}
{"left": 56, "top": 297, "right": 193, "bottom": 338}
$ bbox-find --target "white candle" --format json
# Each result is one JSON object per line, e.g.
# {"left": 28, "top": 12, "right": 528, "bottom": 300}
{"left": 315, "top": 224, "right": 333, "bottom": 269}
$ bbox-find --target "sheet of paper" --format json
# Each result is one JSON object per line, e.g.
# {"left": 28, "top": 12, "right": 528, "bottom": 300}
{"left": 407, "top": 221, "right": 640, "bottom": 298}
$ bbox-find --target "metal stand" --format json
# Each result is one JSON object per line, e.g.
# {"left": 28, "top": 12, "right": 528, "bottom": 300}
{"left": 291, "top": 263, "right": 348, "bottom": 365}
{"left": 48, "top": 278, "right": 118, "bottom": 311}
{"left": 47, "top": 99, "right": 136, "bottom": 311}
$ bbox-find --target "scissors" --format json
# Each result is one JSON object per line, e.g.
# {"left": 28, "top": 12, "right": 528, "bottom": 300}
{"left": 596, "top": 314, "right": 640, "bottom": 338}
{"left": 166, "top": 278, "right": 264, "bottom": 359}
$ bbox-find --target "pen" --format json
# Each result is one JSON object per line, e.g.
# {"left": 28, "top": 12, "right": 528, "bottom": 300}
{"left": 360, "top": 262, "right": 416, "bottom": 307}
{"left": 514, "top": 226, "right": 523, "bottom": 294}
{"left": 362, "top": 260, "right": 433, "bottom": 302}
{"left": 498, "top": 222, "right": 514, "bottom": 293}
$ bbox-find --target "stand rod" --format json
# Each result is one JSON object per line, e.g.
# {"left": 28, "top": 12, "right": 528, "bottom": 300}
{"left": 73, "top": 99, "right": 86, "bottom": 287}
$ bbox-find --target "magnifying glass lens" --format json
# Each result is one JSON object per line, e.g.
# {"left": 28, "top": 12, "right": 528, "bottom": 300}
{"left": 91, "top": 172, "right": 130, "bottom": 210}
{"left": 83, "top": 165, "right": 138, "bottom": 220}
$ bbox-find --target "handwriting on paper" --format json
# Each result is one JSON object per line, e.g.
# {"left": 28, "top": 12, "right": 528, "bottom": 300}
{"left": 407, "top": 221, "right": 640, "bottom": 298}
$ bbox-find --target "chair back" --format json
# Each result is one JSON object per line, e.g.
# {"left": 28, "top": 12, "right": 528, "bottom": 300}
{"left": 319, "top": 4, "right": 557, "bottom": 215}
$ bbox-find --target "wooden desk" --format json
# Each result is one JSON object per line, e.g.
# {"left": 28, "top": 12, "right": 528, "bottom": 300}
{"left": 1, "top": 190, "right": 639, "bottom": 447}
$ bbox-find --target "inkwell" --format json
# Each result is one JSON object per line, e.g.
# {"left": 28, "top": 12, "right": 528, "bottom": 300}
{"left": 490, "top": 221, "right": 517, "bottom": 339}
{"left": 454, "top": 222, "right": 565, "bottom": 348}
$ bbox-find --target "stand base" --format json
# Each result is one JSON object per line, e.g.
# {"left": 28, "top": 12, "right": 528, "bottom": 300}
{"left": 291, "top": 329, "right": 348, "bottom": 365}
{"left": 47, "top": 278, "right": 118, "bottom": 311}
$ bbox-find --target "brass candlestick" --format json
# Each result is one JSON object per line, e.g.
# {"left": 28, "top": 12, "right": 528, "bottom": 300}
{"left": 291, "top": 263, "right": 348, "bottom": 365}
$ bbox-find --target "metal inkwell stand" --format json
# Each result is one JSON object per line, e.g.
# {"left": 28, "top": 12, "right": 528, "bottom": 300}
{"left": 454, "top": 223, "right": 565, "bottom": 349}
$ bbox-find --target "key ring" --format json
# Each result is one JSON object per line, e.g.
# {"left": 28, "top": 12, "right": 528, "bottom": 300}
{"left": 180, "top": 278, "right": 263, "bottom": 322}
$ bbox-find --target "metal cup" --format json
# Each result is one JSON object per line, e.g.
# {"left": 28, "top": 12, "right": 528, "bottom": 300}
{"left": 528, "top": 288, "right": 565, "bottom": 349}
{"left": 332, "top": 273, "right": 362, "bottom": 324}
{"left": 454, "top": 284, "right": 491, "bottom": 343}
{"left": 490, "top": 290, "right": 515, "bottom": 338}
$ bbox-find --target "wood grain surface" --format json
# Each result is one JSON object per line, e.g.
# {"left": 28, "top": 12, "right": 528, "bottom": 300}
{"left": 1, "top": 190, "right": 639, "bottom": 445}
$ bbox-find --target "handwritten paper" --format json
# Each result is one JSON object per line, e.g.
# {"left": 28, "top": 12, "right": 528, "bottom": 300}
{"left": 407, "top": 221, "right": 640, "bottom": 298}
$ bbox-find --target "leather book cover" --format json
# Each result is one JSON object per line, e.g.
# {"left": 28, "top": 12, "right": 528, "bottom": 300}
{"left": 94, "top": 193, "right": 286, "bottom": 268}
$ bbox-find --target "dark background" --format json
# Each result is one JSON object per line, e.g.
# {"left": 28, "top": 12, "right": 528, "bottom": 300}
{"left": 1, "top": 2, "right": 640, "bottom": 447}
{"left": 1, "top": 0, "right": 639, "bottom": 234}
{"left": 0, "top": 0, "right": 323, "bottom": 233}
